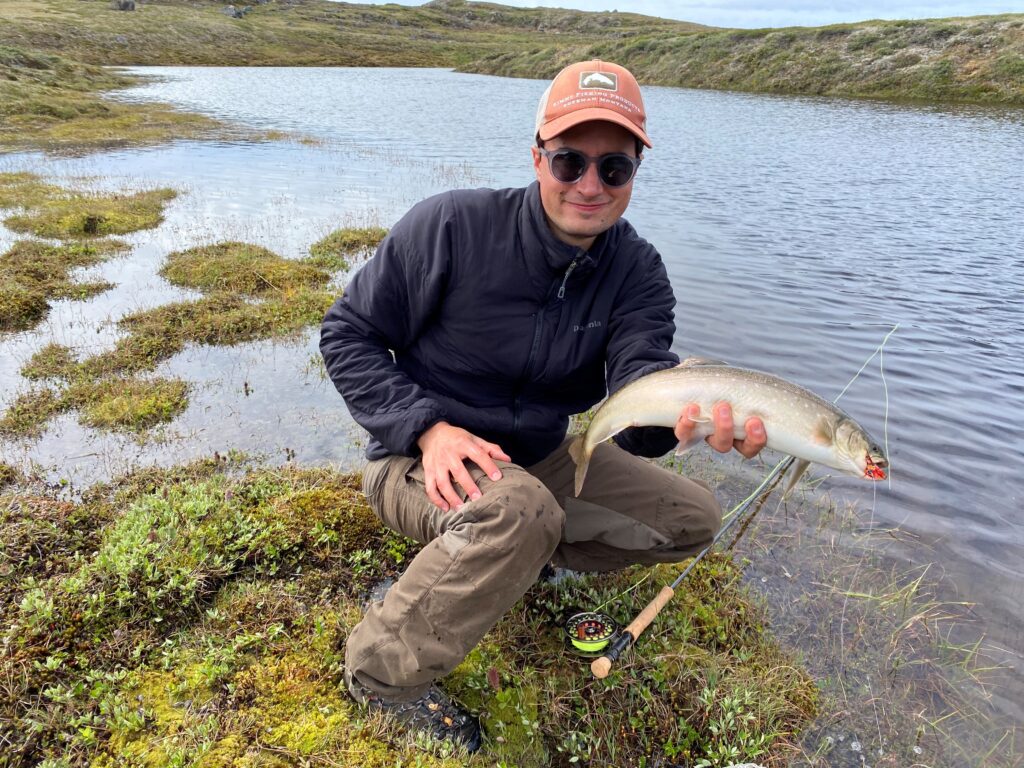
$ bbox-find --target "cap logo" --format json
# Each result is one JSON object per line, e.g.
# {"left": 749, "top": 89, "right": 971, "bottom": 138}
{"left": 579, "top": 71, "right": 617, "bottom": 91}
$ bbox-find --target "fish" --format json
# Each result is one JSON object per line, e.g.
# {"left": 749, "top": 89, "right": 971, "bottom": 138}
{"left": 568, "top": 357, "right": 888, "bottom": 497}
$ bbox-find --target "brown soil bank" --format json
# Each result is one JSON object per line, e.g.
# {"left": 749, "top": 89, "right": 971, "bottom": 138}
{"left": 0, "top": 0, "right": 1021, "bottom": 105}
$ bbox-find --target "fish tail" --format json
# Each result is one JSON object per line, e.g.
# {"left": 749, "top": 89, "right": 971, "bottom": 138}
{"left": 568, "top": 435, "right": 591, "bottom": 497}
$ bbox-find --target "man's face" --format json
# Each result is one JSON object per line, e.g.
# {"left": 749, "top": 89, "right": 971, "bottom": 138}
{"left": 532, "top": 121, "right": 639, "bottom": 251}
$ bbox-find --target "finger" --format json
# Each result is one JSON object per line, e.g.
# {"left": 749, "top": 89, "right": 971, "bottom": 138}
{"left": 734, "top": 417, "right": 766, "bottom": 459}
{"left": 674, "top": 403, "right": 701, "bottom": 443}
{"left": 486, "top": 444, "right": 512, "bottom": 464}
{"left": 424, "top": 472, "right": 448, "bottom": 512}
{"left": 706, "top": 402, "right": 734, "bottom": 453}
{"left": 449, "top": 462, "right": 483, "bottom": 503}
{"left": 434, "top": 471, "right": 464, "bottom": 511}
{"left": 472, "top": 451, "right": 505, "bottom": 482}
{"left": 474, "top": 441, "right": 510, "bottom": 478}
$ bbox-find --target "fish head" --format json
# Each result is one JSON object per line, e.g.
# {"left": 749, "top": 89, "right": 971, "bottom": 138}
{"left": 834, "top": 419, "right": 888, "bottom": 481}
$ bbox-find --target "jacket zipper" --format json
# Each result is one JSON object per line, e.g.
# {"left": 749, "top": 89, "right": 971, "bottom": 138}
{"left": 513, "top": 256, "right": 581, "bottom": 433}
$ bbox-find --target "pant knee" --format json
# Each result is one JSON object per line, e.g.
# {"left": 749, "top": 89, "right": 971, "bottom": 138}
{"left": 662, "top": 482, "right": 721, "bottom": 550}
{"left": 473, "top": 472, "right": 564, "bottom": 557}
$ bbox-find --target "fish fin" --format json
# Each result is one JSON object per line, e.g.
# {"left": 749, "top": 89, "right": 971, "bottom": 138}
{"left": 570, "top": 435, "right": 593, "bottom": 497}
{"left": 568, "top": 434, "right": 584, "bottom": 467}
{"left": 674, "top": 435, "right": 704, "bottom": 456}
{"left": 781, "top": 459, "right": 811, "bottom": 500}
{"left": 678, "top": 356, "right": 729, "bottom": 368}
{"left": 812, "top": 418, "right": 835, "bottom": 446}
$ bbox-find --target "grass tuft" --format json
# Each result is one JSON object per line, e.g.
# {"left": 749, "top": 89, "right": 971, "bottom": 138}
{"left": 0, "top": 238, "right": 127, "bottom": 332}
{"left": 4, "top": 187, "right": 177, "bottom": 239}
{"left": 307, "top": 226, "right": 389, "bottom": 271}
{"left": 21, "top": 343, "right": 80, "bottom": 382}
{"left": 162, "top": 241, "right": 330, "bottom": 295}
{"left": 70, "top": 377, "right": 191, "bottom": 433}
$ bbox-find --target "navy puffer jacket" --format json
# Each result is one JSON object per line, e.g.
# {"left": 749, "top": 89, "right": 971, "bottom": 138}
{"left": 320, "top": 181, "right": 680, "bottom": 467}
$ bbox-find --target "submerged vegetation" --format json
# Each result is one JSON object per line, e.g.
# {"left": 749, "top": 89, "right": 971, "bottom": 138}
{"left": 0, "top": 459, "right": 816, "bottom": 768}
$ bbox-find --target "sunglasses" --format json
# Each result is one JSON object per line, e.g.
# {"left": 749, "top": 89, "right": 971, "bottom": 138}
{"left": 538, "top": 148, "right": 642, "bottom": 188}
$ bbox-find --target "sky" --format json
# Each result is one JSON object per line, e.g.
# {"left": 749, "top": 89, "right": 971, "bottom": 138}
{"left": 387, "top": 0, "right": 1024, "bottom": 30}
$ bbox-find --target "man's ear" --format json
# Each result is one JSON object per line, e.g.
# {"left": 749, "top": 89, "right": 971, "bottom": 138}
{"left": 531, "top": 146, "right": 544, "bottom": 180}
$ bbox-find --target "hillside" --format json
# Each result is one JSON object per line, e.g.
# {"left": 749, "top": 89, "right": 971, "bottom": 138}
{"left": 1, "top": 0, "right": 1022, "bottom": 103}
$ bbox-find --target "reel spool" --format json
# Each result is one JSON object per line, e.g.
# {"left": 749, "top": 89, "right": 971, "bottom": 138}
{"left": 564, "top": 611, "right": 618, "bottom": 656}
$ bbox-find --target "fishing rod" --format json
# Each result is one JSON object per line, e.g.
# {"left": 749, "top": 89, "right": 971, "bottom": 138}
{"left": 590, "top": 455, "right": 795, "bottom": 679}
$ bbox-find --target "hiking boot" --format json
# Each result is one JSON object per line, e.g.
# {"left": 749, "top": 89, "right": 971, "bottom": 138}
{"left": 344, "top": 669, "right": 482, "bottom": 753}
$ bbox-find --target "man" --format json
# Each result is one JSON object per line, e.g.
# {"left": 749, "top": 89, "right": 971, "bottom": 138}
{"left": 320, "top": 60, "right": 766, "bottom": 753}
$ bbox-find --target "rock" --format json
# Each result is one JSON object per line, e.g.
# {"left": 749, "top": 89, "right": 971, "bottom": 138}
{"left": 110, "top": 0, "right": 135, "bottom": 10}
{"left": 222, "top": 4, "right": 252, "bottom": 17}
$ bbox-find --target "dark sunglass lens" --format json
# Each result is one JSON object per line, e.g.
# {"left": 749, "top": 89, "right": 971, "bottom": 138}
{"left": 599, "top": 155, "right": 636, "bottom": 187}
{"left": 550, "top": 150, "right": 587, "bottom": 183}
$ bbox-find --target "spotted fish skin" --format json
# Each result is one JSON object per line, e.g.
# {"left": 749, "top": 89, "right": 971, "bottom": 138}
{"left": 569, "top": 362, "right": 887, "bottom": 497}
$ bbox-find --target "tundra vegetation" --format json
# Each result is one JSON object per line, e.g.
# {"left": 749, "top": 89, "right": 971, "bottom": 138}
{"left": 0, "top": 0, "right": 1022, "bottom": 157}
{"left": 0, "top": 455, "right": 1017, "bottom": 767}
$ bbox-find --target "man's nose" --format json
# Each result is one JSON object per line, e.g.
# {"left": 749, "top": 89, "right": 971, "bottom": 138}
{"left": 576, "top": 160, "right": 603, "bottom": 196}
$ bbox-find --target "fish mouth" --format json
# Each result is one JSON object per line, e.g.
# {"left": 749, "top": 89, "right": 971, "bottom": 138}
{"left": 864, "top": 455, "right": 888, "bottom": 480}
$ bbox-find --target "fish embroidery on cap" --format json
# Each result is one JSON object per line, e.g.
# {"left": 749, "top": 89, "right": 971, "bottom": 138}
{"left": 579, "top": 71, "right": 617, "bottom": 90}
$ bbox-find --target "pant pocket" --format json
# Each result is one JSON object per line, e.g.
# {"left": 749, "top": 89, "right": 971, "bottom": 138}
{"left": 360, "top": 458, "right": 391, "bottom": 508}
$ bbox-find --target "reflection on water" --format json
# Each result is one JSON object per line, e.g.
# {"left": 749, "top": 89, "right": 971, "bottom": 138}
{"left": 2, "top": 67, "right": 1023, "bottom": 726}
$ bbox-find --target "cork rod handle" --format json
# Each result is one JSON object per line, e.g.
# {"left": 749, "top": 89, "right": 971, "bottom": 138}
{"left": 590, "top": 585, "right": 675, "bottom": 679}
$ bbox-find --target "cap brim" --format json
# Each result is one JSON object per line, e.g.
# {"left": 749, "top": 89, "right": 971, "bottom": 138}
{"left": 538, "top": 107, "right": 652, "bottom": 148}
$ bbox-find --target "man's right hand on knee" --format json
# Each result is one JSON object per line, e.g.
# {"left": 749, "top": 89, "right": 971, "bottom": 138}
{"left": 416, "top": 421, "right": 510, "bottom": 511}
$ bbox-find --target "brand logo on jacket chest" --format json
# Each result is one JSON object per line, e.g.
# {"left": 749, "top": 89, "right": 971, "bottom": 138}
{"left": 573, "top": 320, "right": 603, "bottom": 333}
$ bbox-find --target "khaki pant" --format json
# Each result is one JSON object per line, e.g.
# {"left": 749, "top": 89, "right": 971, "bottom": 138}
{"left": 346, "top": 436, "right": 721, "bottom": 702}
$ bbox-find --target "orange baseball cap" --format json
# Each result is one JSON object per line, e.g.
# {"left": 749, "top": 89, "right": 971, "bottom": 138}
{"left": 535, "top": 60, "right": 652, "bottom": 148}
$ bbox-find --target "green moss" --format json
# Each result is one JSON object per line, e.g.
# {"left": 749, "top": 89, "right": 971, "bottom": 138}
{"left": 4, "top": 187, "right": 177, "bottom": 239}
{"left": 3, "top": 366, "right": 189, "bottom": 437}
{"left": 70, "top": 377, "right": 191, "bottom": 433}
{"left": 162, "top": 241, "right": 331, "bottom": 295}
{"left": 307, "top": 226, "right": 389, "bottom": 270}
{"left": 21, "top": 343, "right": 80, "bottom": 382}
{"left": 0, "top": 238, "right": 126, "bottom": 332}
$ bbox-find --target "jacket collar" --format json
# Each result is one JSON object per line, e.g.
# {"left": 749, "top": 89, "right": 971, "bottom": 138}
{"left": 522, "top": 181, "right": 614, "bottom": 276}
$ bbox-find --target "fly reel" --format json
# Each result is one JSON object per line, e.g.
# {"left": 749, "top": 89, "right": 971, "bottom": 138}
{"left": 564, "top": 611, "right": 618, "bottom": 656}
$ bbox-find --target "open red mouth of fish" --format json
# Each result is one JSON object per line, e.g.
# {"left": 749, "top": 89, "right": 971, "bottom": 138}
{"left": 864, "top": 456, "right": 887, "bottom": 480}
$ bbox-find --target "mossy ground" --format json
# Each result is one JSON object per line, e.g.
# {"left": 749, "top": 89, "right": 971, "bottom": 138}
{"left": 0, "top": 45, "right": 224, "bottom": 154}
{"left": 2, "top": 234, "right": 379, "bottom": 439}
{"left": 308, "top": 227, "right": 388, "bottom": 270}
{"left": 0, "top": 459, "right": 815, "bottom": 768}
{"left": 1, "top": 172, "right": 177, "bottom": 239}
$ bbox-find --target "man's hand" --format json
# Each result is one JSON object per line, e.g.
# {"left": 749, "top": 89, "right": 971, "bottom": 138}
{"left": 674, "top": 402, "right": 766, "bottom": 459}
{"left": 417, "top": 421, "right": 511, "bottom": 511}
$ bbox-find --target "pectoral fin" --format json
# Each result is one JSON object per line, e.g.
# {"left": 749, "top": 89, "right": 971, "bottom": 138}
{"left": 674, "top": 435, "right": 704, "bottom": 456}
{"left": 781, "top": 459, "right": 811, "bottom": 500}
